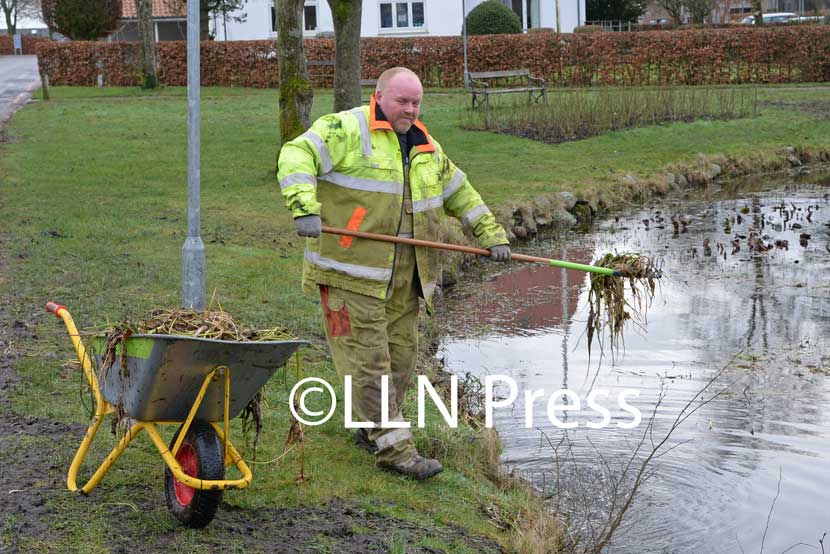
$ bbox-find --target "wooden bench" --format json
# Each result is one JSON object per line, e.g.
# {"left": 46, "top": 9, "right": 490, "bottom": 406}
{"left": 305, "top": 65, "right": 376, "bottom": 103}
{"left": 361, "top": 79, "right": 378, "bottom": 103}
{"left": 306, "top": 60, "right": 335, "bottom": 86}
{"left": 306, "top": 63, "right": 375, "bottom": 93}
{"left": 467, "top": 69, "right": 547, "bottom": 108}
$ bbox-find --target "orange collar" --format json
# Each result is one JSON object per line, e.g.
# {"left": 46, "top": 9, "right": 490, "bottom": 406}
{"left": 369, "top": 94, "right": 436, "bottom": 154}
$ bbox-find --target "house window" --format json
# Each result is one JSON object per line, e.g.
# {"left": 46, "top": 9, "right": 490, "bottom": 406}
{"left": 380, "top": 2, "right": 425, "bottom": 29}
{"left": 271, "top": 1, "right": 317, "bottom": 32}
{"left": 304, "top": 4, "right": 317, "bottom": 31}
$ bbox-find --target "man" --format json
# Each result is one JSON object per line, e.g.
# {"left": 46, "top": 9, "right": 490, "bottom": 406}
{"left": 278, "top": 67, "right": 510, "bottom": 480}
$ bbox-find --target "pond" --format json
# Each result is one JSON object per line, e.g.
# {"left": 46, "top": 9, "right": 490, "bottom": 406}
{"left": 438, "top": 173, "right": 830, "bottom": 553}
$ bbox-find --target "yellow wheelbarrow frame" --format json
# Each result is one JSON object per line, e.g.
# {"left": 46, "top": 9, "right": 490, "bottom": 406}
{"left": 46, "top": 302, "right": 253, "bottom": 495}
{"left": 46, "top": 301, "right": 305, "bottom": 519}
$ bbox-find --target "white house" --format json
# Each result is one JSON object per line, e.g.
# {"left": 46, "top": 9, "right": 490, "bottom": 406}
{"left": 0, "top": 14, "right": 48, "bottom": 36}
{"left": 210, "top": 0, "right": 587, "bottom": 41}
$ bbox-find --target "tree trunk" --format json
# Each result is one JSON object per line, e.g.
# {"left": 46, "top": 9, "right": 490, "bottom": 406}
{"left": 277, "top": 0, "right": 313, "bottom": 149}
{"left": 200, "top": 0, "right": 210, "bottom": 39}
{"left": 751, "top": 0, "right": 763, "bottom": 25}
{"left": 327, "top": 0, "right": 362, "bottom": 112}
{"left": 135, "top": 0, "right": 158, "bottom": 88}
{"left": 39, "top": 62, "right": 50, "bottom": 101}
{"left": 555, "top": 0, "right": 560, "bottom": 33}
{"left": 1, "top": 2, "right": 16, "bottom": 36}
{"left": 668, "top": 8, "right": 681, "bottom": 23}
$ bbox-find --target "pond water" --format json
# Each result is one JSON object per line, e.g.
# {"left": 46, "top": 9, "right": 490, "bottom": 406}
{"left": 438, "top": 174, "right": 830, "bottom": 553}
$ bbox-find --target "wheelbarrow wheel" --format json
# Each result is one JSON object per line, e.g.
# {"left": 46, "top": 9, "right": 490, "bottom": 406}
{"left": 164, "top": 420, "right": 225, "bottom": 528}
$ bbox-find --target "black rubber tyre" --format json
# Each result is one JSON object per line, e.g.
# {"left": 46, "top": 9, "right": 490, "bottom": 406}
{"left": 164, "top": 420, "right": 225, "bottom": 528}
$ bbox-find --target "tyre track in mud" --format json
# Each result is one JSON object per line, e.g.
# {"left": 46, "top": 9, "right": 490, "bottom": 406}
{"left": 0, "top": 283, "right": 86, "bottom": 550}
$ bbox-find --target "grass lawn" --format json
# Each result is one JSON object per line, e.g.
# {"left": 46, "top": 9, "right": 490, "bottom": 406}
{"left": 1, "top": 83, "right": 830, "bottom": 552}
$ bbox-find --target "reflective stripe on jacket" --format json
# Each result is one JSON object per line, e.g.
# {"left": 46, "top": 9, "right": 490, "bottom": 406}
{"left": 278, "top": 95, "right": 508, "bottom": 309}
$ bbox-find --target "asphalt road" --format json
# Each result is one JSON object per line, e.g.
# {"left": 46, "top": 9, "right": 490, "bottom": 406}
{"left": 0, "top": 55, "right": 40, "bottom": 130}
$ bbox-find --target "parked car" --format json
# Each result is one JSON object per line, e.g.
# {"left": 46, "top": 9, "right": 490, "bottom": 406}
{"left": 789, "top": 15, "right": 824, "bottom": 23}
{"left": 739, "top": 12, "right": 797, "bottom": 24}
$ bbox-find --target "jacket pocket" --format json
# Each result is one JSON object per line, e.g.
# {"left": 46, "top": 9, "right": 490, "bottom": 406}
{"left": 319, "top": 285, "right": 352, "bottom": 337}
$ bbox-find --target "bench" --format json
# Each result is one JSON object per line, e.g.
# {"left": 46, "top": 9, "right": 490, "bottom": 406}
{"left": 361, "top": 79, "right": 377, "bottom": 103}
{"left": 306, "top": 62, "right": 375, "bottom": 92}
{"left": 306, "top": 60, "right": 335, "bottom": 87}
{"left": 467, "top": 69, "right": 547, "bottom": 109}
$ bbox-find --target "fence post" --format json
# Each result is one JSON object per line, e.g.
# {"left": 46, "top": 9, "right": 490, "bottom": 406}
{"left": 39, "top": 65, "right": 50, "bottom": 101}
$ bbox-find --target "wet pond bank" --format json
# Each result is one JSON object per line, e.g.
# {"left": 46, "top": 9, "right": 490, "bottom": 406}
{"left": 438, "top": 173, "right": 830, "bottom": 553}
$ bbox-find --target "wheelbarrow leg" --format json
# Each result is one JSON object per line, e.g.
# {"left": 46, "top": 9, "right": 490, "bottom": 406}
{"left": 46, "top": 302, "right": 141, "bottom": 495}
{"left": 69, "top": 420, "right": 147, "bottom": 494}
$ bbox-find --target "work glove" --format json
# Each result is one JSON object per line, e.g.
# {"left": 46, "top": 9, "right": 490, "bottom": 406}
{"left": 294, "top": 215, "right": 321, "bottom": 238}
{"left": 488, "top": 244, "right": 512, "bottom": 262}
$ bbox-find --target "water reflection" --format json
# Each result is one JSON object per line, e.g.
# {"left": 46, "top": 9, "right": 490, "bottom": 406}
{"left": 439, "top": 175, "right": 830, "bottom": 554}
{"left": 443, "top": 245, "right": 591, "bottom": 336}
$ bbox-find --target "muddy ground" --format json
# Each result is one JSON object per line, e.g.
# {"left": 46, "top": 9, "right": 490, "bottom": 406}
{"left": 0, "top": 264, "right": 503, "bottom": 553}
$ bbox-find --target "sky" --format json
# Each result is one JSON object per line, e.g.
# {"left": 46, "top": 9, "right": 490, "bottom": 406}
{"left": 0, "top": 13, "right": 48, "bottom": 33}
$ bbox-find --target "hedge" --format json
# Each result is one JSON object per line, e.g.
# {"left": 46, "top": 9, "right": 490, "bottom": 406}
{"left": 0, "top": 36, "right": 52, "bottom": 56}
{"left": 36, "top": 27, "right": 830, "bottom": 88}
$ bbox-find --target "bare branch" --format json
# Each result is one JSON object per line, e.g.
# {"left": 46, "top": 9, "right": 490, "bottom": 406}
{"left": 778, "top": 543, "right": 818, "bottom": 554}
{"left": 760, "top": 467, "right": 783, "bottom": 554}
{"left": 737, "top": 533, "right": 747, "bottom": 554}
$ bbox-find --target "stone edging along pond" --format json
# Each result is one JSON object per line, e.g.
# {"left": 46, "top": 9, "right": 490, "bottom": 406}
{"left": 493, "top": 145, "right": 830, "bottom": 241}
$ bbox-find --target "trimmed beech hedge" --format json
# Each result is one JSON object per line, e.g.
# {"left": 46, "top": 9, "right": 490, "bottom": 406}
{"left": 0, "top": 36, "right": 52, "bottom": 55}
{"left": 37, "top": 27, "right": 830, "bottom": 88}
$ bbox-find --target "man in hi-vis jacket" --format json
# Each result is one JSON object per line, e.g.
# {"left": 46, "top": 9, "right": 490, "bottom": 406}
{"left": 278, "top": 67, "right": 510, "bottom": 480}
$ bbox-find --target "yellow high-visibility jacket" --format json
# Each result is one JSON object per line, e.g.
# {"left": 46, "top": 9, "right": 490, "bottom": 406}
{"left": 278, "top": 95, "right": 508, "bottom": 310}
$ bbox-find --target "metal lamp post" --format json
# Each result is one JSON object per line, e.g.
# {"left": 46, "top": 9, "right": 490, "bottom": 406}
{"left": 182, "top": 0, "right": 206, "bottom": 310}
{"left": 462, "top": 0, "right": 469, "bottom": 89}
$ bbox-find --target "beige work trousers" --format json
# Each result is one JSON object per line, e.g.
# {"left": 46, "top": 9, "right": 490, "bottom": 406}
{"left": 319, "top": 244, "right": 420, "bottom": 464}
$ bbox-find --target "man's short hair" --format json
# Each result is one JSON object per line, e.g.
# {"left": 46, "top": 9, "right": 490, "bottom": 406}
{"left": 376, "top": 67, "right": 421, "bottom": 93}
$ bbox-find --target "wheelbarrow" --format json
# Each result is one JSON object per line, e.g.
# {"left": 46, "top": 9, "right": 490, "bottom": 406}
{"left": 45, "top": 302, "right": 307, "bottom": 528}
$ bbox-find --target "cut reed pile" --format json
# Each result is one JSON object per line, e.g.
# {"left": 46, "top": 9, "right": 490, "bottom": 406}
{"left": 94, "top": 308, "right": 297, "bottom": 450}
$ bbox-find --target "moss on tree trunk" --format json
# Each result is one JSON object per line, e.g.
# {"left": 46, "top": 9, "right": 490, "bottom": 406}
{"left": 135, "top": 0, "right": 158, "bottom": 89}
{"left": 277, "top": 0, "right": 313, "bottom": 148}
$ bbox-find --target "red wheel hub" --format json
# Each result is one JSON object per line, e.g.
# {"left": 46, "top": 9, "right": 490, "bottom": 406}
{"left": 173, "top": 443, "right": 198, "bottom": 506}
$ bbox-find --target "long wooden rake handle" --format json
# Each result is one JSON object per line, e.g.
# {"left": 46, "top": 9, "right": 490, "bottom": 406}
{"left": 321, "top": 226, "right": 619, "bottom": 277}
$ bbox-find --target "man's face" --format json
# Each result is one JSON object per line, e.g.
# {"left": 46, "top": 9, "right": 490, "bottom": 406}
{"left": 376, "top": 74, "right": 423, "bottom": 134}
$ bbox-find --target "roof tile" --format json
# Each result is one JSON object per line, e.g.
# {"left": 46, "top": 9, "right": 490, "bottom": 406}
{"left": 121, "top": 0, "right": 185, "bottom": 19}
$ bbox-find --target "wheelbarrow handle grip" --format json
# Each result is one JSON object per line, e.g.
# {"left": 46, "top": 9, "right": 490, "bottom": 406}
{"left": 45, "top": 301, "right": 67, "bottom": 317}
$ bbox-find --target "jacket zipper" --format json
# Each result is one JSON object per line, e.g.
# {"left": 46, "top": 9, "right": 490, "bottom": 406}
{"left": 386, "top": 146, "right": 417, "bottom": 298}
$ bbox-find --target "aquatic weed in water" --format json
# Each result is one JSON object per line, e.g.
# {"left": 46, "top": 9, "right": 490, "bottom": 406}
{"left": 587, "top": 253, "right": 660, "bottom": 359}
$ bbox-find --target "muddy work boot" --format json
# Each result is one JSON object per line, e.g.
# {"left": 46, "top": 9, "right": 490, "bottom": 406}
{"left": 380, "top": 454, "right": 443, "bottom": 481}
{"left": 352, "top": 428, "right": 378, "bottom": 455}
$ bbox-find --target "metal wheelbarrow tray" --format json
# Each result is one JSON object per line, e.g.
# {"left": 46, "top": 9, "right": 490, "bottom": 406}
{"left": 93, "top": 333, "right": 304, "bottom": 422}
{"left": 45, "top": 301, "right": 307, "bottom": 529}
